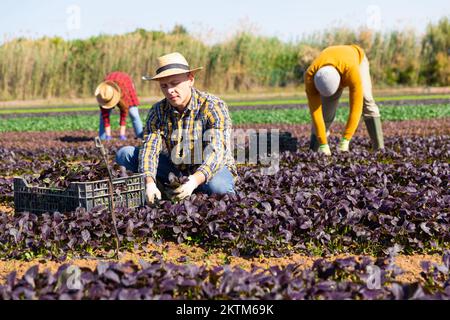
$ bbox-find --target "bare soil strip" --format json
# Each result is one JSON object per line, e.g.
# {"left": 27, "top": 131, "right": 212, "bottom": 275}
{"left": 0, "top": 241, "right": 443, "bottom": 285}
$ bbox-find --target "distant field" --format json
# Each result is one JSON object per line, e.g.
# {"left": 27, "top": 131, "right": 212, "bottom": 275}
{"left": 1, "top": 103, "right": 449, "bottom": 132}
{"left": 0, "top": 94, "right": 448, "bottom": 114}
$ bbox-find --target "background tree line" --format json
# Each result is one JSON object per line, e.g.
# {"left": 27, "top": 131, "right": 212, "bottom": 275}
{"left": 0, "top": 17, "right": 448, "bottom": 101}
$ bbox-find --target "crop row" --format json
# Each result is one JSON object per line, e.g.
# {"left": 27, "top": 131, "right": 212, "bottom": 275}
{"left": 1, "top": 251, "right": 449, "bottom": 300}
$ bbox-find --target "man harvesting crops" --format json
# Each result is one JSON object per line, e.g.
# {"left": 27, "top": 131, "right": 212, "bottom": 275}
{"left": 116, "top": 52, "right": 237, "bottom": 203}
{"left": 95, "top": 71, "right": 144, "bottom": 141}
{"left": 305, "top": 45, "right": 384, "bottom": 155}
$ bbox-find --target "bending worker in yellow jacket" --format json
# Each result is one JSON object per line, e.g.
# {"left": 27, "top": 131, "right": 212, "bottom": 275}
{"left": 305, "top": 45, "right": 384, "bottom": 155}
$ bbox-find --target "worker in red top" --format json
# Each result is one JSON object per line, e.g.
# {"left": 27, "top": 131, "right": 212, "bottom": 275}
{"left": 95, "top": 72, "right": 143, "bottom": 140}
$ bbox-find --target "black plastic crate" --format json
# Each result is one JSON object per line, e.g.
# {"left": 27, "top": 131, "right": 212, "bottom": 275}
{"left": 233, "top": 130, "right": 298, "bottom": 157}
{"left": 13, "top": 174, "right": 146, "bottom": 214}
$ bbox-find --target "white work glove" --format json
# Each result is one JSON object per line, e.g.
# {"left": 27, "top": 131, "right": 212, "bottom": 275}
{"left": 145, "top": 181, "right": 161, "bottom": 204}
{"left": 338, "top": 138, "right": 350, "bottom": 152}
{"left": 173, "top": 175, "right": 198, "bottom": 200}
{"left": 318, "top": 144, "right": 331, "bottom": 155}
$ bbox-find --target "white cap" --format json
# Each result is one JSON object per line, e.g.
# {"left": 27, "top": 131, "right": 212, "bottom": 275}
{"left": 313, "top": 66, "right": 341, "bottom": 97}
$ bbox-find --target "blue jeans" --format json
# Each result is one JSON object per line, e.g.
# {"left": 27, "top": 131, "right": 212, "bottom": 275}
{"left": 116, "top": 146, "right": 235, "bottom": 195}
{"left": 99, "top": 106, "right": 144, "bottom": 139}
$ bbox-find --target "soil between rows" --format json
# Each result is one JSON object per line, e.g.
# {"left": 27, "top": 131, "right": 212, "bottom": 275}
{"left": 0, "top": 241, "right": 443, "bottom": 286}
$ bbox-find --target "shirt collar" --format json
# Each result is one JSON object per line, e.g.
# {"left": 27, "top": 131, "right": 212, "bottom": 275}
{"left": 186, "top": 87, "right": 197, "bottom": 112}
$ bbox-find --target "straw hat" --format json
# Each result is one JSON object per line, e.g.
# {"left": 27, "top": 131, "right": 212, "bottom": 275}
{"left": 142, "top": 52, "right": 203, "bottom": 81}
{"left": 95, "top": 81, "right": 121, "bottom": 109}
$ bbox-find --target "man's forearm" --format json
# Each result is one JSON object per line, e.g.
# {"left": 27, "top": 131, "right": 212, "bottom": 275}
{"left": 145, "top": 176, "right": 155, "bottom": 184}
{"left": 105, "top": 126, "right": 112, "bottom": 136}
{"left": 139, "top": 132, "right": 162, "bottom": 183}
{"left": 191, "top": 171, "right": 206, "bottom": 186}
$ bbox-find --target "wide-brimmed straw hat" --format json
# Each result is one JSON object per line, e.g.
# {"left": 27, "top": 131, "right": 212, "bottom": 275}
{"left": 95, "top": 81, "right": 121, "bottom": 109}
{"left": 142, "top": 52, "right": 203, "bottom": 81}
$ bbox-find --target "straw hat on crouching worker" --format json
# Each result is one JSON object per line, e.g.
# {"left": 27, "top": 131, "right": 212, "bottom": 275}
{"left": 142, "top": 52, "right": 203, "bottom": 81}
{"left": 95, "top": 80, "right": 121, "bottom": 109}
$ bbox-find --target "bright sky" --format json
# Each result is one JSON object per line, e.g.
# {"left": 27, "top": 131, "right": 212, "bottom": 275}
{"left": 1, "top": 0, "right": 448, "bottom": 43}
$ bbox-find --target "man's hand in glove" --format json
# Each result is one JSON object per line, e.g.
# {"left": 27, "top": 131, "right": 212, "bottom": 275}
{"left": 173, "top": 172, "right": 205, "bottom": 201}
{"left": 145, "top": 180, "right": 161, "bottom": 204}
{"left": 318, "top": 144, "right": 331, "bottom": 155}
{"left": 338, "top": 138, "right": 350, "bottom": 152}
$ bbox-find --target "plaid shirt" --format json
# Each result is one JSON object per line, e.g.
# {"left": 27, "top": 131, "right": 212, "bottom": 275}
{"left": 139, "top": 88, "right": 236, "bottom": 182}
{"left": 100, "top": 72, "right": 140, "bottom": 126}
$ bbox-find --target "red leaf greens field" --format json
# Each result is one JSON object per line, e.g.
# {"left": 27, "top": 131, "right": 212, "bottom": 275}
{"left": 0, "top": 98, "right": 449, "bottom": 300}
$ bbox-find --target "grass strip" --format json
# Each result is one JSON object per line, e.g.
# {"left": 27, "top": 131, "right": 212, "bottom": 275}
{"left": 0, "top": 94, "right": 448, "bottom": 114}
{"left": 1, "top": 104, "right": 449, "bottom": 132}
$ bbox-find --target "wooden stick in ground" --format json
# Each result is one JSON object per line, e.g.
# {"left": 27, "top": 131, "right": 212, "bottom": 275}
{"left": 94, "top": 137, "right": 121, "bottom": 258}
